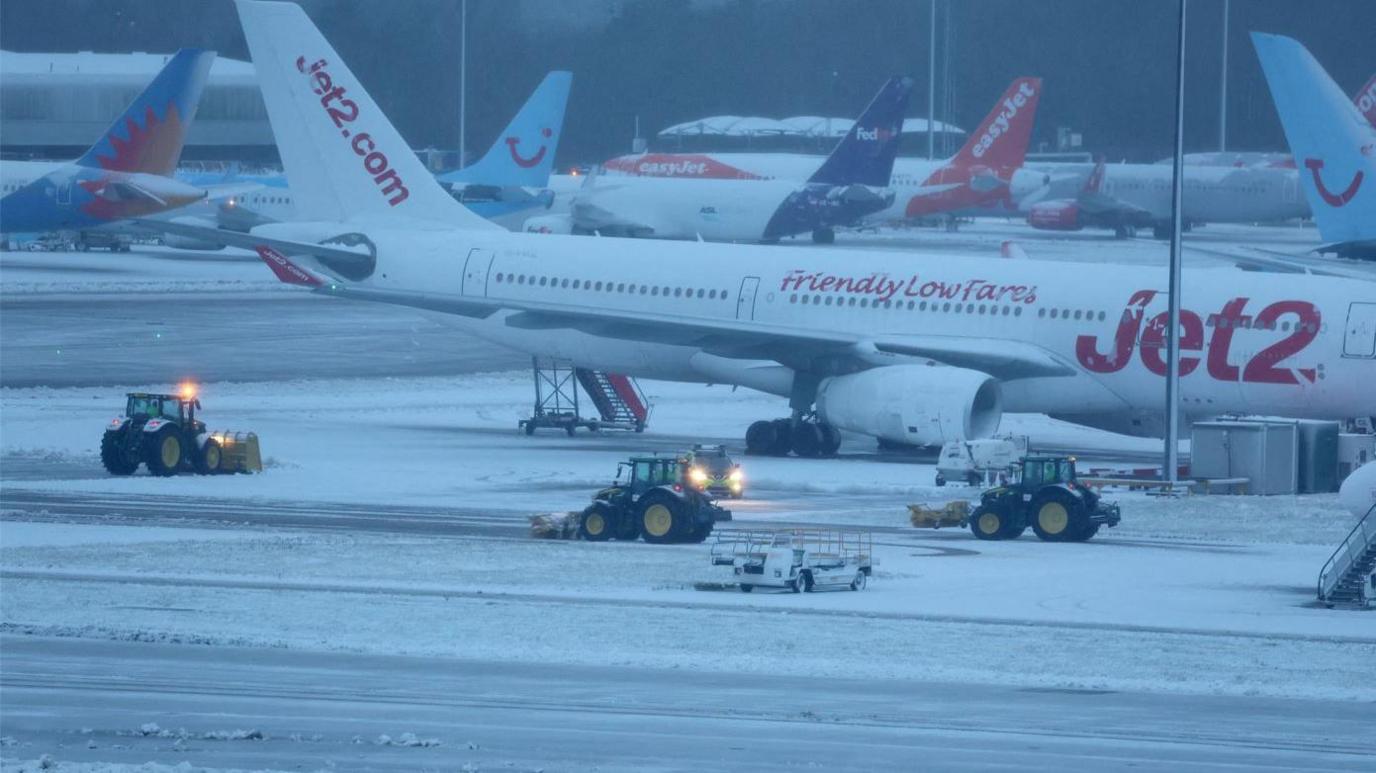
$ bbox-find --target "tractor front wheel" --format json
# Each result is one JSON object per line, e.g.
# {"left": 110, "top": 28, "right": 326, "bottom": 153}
{"left": 970, "top": 506, "right": 1012, "bottom": 540}
{"left": 100, "top": 430, "right": 139, "bottom": 476}
{"left": 195, "top": 438, "right": 222, "bottom": 475}
{"left": 144, "top": 428, "right": 183, "bottom": 477}
{"left": 578, "top": 503, "right": 616, "bottom": 542}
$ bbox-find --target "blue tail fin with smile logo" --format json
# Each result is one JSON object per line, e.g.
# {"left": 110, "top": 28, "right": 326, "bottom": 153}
{"left": 440, "top": 71, "right": 573, "bottom": 189}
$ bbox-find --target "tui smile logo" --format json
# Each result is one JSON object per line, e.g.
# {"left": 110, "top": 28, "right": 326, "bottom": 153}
{"left": 1303, "top": 158, "right": 1363, "bottom": 207}
{"left": 506, "top": 128, "right": 552, "bottom": 168}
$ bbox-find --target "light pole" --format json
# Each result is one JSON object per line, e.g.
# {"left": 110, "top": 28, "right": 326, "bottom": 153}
{"left": 458, "top": 0, "right": 467, "bottom": 169}
{"left": 1219, "top": 0, "right": 1229, "bottom": 152}
{"left": 1165, "top": 0, "right": 1189, "bottom": 485}
{"left": 928, "top": 0, "right": 937, "bottom": 160}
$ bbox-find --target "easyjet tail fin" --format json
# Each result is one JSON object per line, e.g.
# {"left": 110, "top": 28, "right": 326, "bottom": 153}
{"left": 808, "top": 76, "right": 912, "bottom": 187}
{"left": 440, "top": 71, "right": 572, "bottom": 188}
{"left": 234, "top": 0, "right": 498, "bottom": 229}
{"left": 947, "top": 77, "right": 1042, "bottom": 170}
{"left": 1252, "top": 33, "right": 1375, "bottom": 245}
{"left": 75, "top": 49, "right": 214, "bottom": 176}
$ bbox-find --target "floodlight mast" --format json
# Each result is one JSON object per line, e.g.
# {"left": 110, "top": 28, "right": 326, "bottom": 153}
{"left": 1165, "top": 0, "right": 1188, "bottom": 486}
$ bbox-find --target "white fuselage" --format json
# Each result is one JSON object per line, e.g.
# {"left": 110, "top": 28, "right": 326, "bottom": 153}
{"left": 570, "top": 176, "right": 805, "bottom": 241}
{"left": 308, "top": 227, "right": 1375, "bottom": 426}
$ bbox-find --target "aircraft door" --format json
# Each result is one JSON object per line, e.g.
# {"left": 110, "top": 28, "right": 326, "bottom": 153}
{"left": 461, "top": 247, "right": 495, "bottom": 297}
{"left": 736, "top": 276, "right": 761, "bottom": 320}
{"left": 1344, "top": 302, "right": 1376, "bottom": 358}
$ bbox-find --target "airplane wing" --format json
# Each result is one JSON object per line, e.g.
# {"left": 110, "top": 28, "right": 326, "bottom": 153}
{"left": 133, "top": 218, "right": 1078, "bottom": 381}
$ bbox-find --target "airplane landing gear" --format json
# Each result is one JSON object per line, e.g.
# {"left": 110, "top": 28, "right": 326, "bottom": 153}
{"left": 745, "top": 417, "right": 841, "bottom": 458}
{"left": 811, "top": 227, "right": 836, "bottom": 245}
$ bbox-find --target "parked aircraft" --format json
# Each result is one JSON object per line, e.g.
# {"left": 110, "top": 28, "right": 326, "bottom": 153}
{"left": 601, "top": 77, "right": 1047, "bottom": 226}
{"left": 528, "top": 76, "right": 912, "bottom": 243}
{"left": 0, "top": 49, "right": 215, "bottom": 235}
{"left": 1253, "top": 33, "right": 1376, "bottom": 261}
{"left": 154, "top": 1, "right": 1376, "bottom": 459}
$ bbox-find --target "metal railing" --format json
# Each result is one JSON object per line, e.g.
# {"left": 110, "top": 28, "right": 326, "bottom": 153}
{"left": 1317, "top": 502, "right": 1376, "bottom": 603}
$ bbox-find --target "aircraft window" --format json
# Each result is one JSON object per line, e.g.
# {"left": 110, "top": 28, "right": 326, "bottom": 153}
{"left": 721, "top": 290, "right": 729, "bottom": 300}
{"left": 640, "top": 286, "right": 648, "bottom": 294}
{"left": 1062, "top": 309, "right": 1071, "bottom": 319}
{"left": 825, "top": 296, "right": 834, "bottom": 306}
{"left": 978, "top": 304, "right": 987, "bottom": 315}
{"left": 1049, "top": 309, "right": 1058, "bottom": 319}
{"left": 560, "top": 278, "right": 569, "bottom": 288}
{"left": 846, "top": 297, "right": 855, "bottom": 307}
{"left": 495, "top": 273, "right": 504, "bottom": 282}
{"left": 790, "top": 294, "right": 798, "bottom": 303}
{"left": 572, "top": 280, "right": 581, "bottom": 289}
{"left": 539, "top": 277, "right": 547, "bottom": 286}
{"left": 594, "top": 281, "right": 603, "bottom": 290}
{"left": 663, "top": 286, "right": 671, "bottom": 296}
{"left": 517, "top": 275, "right": 526, "bottom": 284}
{"left": 966, "top": 304, "right": 975, "bottom": 314}
{"left": 857, "top": 298, "right": 867, "bottom": 308}
{"left": 707, "top": 289, "right": 716, "bottom": 299}
{"left": 1014, "top": 307, "right": 1022, "bottom": 317}
{"left": 696, "top": 289, "right": 705, "bottom": 298}
{"left": 651, "top": 286, "right": 659, "bottom": 296}
{"left": 1074, "top": 310, "right": 1082, "bottom": 320}
{"left": 1098, "top": 311, "right": 1106, "bottom": 321}
{"left": 615, "top": 283, "right": 624, "bottom": 292}
{"left": 627, "top": 284, "right": 636, "bottom": 293}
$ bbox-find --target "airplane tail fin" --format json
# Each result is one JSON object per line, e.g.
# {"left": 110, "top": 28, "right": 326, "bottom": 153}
{"left": 947, "top": 77, "right": 1042, "bottom": 170}
{"left": 440, "top": 71, "right": 572, "bottom": 188}
{"left": 1084, "top": 157, "right": 1106, "bottom": 194}
{"left": 808, "top": 76, "right": 912, "bottom": 187}
{"left": 1252, "top": 33, "right": 1376, "bottom": 243}
{"left": 234, "top": 0, "right": 497, "bottom": 229}
{"left": 1355, "top": 72, "right": 1376, "bottom": 127}
{"left": 74, "top": 48, "right": 215, "bottom": 176}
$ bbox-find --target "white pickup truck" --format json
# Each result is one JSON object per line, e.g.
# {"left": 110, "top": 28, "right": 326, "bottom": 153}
{"left": 711, "top": 529, "right": 873, "bottom": 593}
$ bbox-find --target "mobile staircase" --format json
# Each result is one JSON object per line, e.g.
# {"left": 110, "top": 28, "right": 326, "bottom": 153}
{"left": 519, "top": 357, "right": 650, "bottom": 436}
{"left": 1317, "top": 503, "right": 1376, "bottom": 609}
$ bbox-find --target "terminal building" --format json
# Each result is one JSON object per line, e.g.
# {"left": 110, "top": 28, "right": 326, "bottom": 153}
{"left": 0, "top": 50, "right": 275, "bottom": 163}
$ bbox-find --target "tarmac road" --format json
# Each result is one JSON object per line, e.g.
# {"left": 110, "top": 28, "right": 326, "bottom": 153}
{"left": 0, "top": 635, "right": 1370, "bottom": 772}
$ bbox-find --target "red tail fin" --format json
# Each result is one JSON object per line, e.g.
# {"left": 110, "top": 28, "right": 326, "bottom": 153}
{"left": 1355, "top": 73, "right": 1376, "bottom": 127}
{"left": 949, "top": 77, "right": 1042, "bottom": 169}
{"left": 1084, "top": 158, "right": 1106, "bottom": 194}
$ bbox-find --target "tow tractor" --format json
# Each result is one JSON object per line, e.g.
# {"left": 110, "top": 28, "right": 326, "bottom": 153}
{"left": 579, "top": 454, "right": 732, "bottom": 543}
{"left": 968, "top": 456, "right": 1120, "bottom": 541}
{"left": 711, "top": 529, "right": 873, "bottom": 592}
{"left": 100, "top": 384, "right": 261, "bottom": 476}
{"left": 684, "top": 444, "right": 745, "bottom": 498}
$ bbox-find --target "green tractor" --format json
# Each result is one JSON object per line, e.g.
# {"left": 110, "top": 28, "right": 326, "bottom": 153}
{"left": 969, "top": 456, "right": 1121, "bottom": 542}
{"left": 100, "top": 389, "right": 259, "bottom": 477}
{"left": 580, "top": 455, "right": 732, "bottom": 544}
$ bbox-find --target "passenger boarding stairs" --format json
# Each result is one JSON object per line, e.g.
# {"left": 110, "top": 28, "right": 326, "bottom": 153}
{"left": 519, "top": 358, "right": 650, "bottom": 435}
{"left": 575, "top": 368, "right": 649, "bottom": 430}
{"left": 1318, "top": 503, "right": 1376, "bottom": 608}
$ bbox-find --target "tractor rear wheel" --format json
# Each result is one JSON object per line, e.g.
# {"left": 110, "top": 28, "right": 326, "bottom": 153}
{"left": 100, "top": 430, "right": 139, "bottom": 476}
{"left": 144, "top": 428, "right": 183, "bottom": 477}
{"left": 745, "top": 420, "right": 776, "bottom": 455}
{"left": 579, "top": 503, "right": 616, "bottom": 542}
{"left": 1030, "top": 490, "right": 1086, "bottom": 542}
{"left": 637, "top": 491, "right": 687, "bottom": 544}
{"left": 195, "top": 438, "right": 222, "bottom": 475}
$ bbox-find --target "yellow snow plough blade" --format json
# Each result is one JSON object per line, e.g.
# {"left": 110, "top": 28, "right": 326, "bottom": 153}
{"left": 207, "top": 431, "right": 262, "bottom": 473}
{"left": 908, "top": 500, "right": 970, "bottom": 529}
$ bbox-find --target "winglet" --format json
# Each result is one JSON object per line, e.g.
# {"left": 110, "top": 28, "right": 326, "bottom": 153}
{"left": 256, "top": 245, "right": 323, "bottom": 287}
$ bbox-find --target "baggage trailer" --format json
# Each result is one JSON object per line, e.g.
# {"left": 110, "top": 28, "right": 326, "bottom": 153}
{"left": 711, "top": 528, "right": 872, "bottom": 593}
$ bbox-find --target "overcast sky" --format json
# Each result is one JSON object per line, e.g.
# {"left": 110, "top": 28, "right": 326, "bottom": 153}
{"left": 2, "top": 0, "right": 1372, "bottom": 163}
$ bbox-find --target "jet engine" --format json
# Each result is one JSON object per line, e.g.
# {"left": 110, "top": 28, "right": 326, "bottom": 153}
{"left": 814, "top": 365, "right": 1002, "bottom": 446}
{"left": 1026, "top": 200, "right": 1082, "bottom": 231}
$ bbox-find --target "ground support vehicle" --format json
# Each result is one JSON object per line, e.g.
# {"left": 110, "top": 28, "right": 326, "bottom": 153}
{"left": 711, "top": 529, "right": 873, "bottom": 592}
{"left": 934, "top": 435, "right": 1028, "bottom": 487}
{"left": 100, "top": 389, "right": 261, "bottom": 476}
{"left": 578, "top": 454, "right": 731, "bottom": 544}
{"left": 969, "top": 456, "right": 1120, "bottom": 542}
{"left": 684, "top": 444, "right": 745, "bottom": 498}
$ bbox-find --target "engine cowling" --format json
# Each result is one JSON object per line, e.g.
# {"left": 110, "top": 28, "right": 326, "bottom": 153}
{"left": 524, "top": 213, "right": 574, "bottom": 234}
{"left": 1008, "top": 167, "right": 1052, "bottom": 202}
{"left": 1026, "top": 200, "right": 1082, "bottom": 231}
{"left": 814, "top": 365, "right": 1002, "bottom": 446}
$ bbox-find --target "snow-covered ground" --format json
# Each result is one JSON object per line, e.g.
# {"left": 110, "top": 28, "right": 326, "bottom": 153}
{"left": 3, "top": 230, "right": 1374, "bottom": 771}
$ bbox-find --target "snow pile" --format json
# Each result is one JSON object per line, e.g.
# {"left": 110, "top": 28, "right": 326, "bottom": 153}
{"left": 0, "top": 761, "right": 297, "bottom": 773}
{"left": 374, "top": 732, "right": 441, "bottom": 747}
{"left": 133, "top": 724, "right": 265, "bottom": 742}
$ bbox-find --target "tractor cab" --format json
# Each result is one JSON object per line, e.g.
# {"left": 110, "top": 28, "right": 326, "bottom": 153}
{"left": 615, "top": 455, "right": 686, "bottom": 495}
{"left": 124, "top": 392, "right": 202, "bottom": 432}
{"left": 1014, "top": 456, "right": 1078, "bottom": 489}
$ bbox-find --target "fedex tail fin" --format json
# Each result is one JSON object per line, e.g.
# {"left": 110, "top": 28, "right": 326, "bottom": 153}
{"left": 1252, "top": 33, "right": 1376, "bottom": 245}
{"left": 234, "top": 0, "right": 496, "bottom": 229}
{"left": 1355, "top": 73, "right": 1376, "bottom": 128}
{"left": 440, "top": 71, "right": 572, "bottom": 188}
{"left": 808, "top": 76, "right": 912, "bottom": 187}
{"left": 948, "top": 77, "right": 1041, "bottom": 170}
{"left": 75, "top": 48, "right": 214, "bottom": 176}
